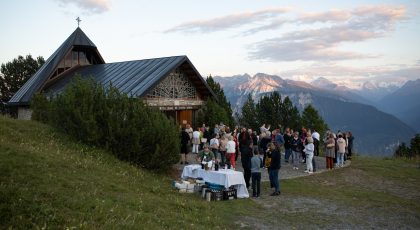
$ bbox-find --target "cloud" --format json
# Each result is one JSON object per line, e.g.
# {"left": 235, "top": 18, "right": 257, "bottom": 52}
{"left": 55, "top": 0, "right": 110, "bottom": 14}
{"left": 249, "top": 38, "right": 372, "bottom": 61}
{"left": 249, "top": 5, "right": 407, "bottom": 62}
{"left": 298, "top": 9, "right": 352, "bottom": 23}
{"left": 165, "top": 8, "right": 290, "bottom": 33}
{"left": 281, "top": 63, "right": 420, "bottom": 84}
{"left": 241, "top": 18, "right": 288, "bottom": 36}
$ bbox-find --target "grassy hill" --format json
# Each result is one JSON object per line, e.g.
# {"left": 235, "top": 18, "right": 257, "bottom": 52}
{"left": 1, "top": 115, "right": 419, "bottom": 229}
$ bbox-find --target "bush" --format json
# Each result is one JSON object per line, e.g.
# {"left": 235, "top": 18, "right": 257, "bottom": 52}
{"left": 32, "top": 76, "right": 180, "bottom": 171}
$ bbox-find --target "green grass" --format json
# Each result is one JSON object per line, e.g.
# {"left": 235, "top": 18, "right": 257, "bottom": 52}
{"left": 0, "top": 115, "right": 253, "bottom": 229}
{"left": 1, "top": 115, "right": 420, "bottom": 229}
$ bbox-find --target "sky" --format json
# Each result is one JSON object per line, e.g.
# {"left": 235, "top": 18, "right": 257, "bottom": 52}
{"left": 1, "top": 0, "right": 420, "bottom": 89}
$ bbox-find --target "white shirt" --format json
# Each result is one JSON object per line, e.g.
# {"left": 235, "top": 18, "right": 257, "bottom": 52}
{"left": 210, "top": 138, "right": 219, "bottom": 148}
{"left": 192, "top": 131, "right": 200, "bottom": 139}
{"left": 312, "top": 131, "right": 320, "bottom": 141}
{"left": 226, "top": 140, "right": 236, "bottom": 153}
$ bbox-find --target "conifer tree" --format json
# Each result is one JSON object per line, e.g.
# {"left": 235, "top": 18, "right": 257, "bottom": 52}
{"left": 281, "top": 96, "right": 301, "bottom": 130}
{"left": 206, "top": 75, "right": 234, "bottom": 126}
{"left": 240, "top": 94, "right": 258, "bottom": 131}
{"left": 301, "top": 104, "right": 328, "bottom": 135}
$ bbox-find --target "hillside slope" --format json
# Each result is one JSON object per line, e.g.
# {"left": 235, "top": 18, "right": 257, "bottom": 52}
{"left": 0, "top": 115, "right": 249, "bottom": 229}
{"left": 1, "top": 116, "right": 419, "bottom": 229}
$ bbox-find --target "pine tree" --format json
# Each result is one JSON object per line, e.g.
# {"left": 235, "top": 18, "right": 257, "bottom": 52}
{"left": 256, "top": 94, "right": 274, "bottom": 127}
{"left": 240, "top": 94, "right": 258, "bottom": 131}
{"left": 301, "top": 104, "right": 328, "bottom": 136}
{"left": 394, "top": 142, "right": 410, "bottom": 158}
{"left": 409, "top": 134, "right": 420, "bottom": 157}
{"left": 281, "top": 96, "right": 301, "bottom": 130}
{"left": 206, "top": 75, "right": 234, "bottom": 126}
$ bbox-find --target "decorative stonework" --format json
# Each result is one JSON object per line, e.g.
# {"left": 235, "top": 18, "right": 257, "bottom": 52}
{"left": 146, "top": 70, "right": 197, "bottom": 99}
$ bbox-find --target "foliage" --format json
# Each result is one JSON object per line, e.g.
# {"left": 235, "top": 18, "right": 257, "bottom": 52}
{"left": 206, "top": 75, "right": 234, "bottom": 127}
{"left": 31, "top": 76, "right": 179, "bottom": 171}
{"left": 394, "top": 134, "right": 420, "bottom": 158}
{"left": 196, "top": 99, "right": 231, "bottom": 129}
{"left": 238, "top": 92, "right": 328, "bottom": 137}
{"left": 240, "top": 94, "right": 259, "bottom": 131}
{"left": 281, "top": 96, "right": 301, "bottom": 130}
{"left": 0, "top": 55, "right": 45, "bottom": 107}
{"left": 301, "top": 104, "right": 328, "bottom": 135}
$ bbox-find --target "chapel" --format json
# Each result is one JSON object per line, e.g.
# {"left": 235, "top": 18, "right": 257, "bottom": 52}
{"left": 8, "top": 26, "right": 215, "bottom": 126}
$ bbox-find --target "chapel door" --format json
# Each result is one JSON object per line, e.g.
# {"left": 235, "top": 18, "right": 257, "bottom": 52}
{"left": 177, "top": 110, "right": 193, "bottom": 126}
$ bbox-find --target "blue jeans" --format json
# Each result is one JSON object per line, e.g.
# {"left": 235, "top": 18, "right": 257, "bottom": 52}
{"left": 269, "top": 169, "right": 280, "bottom": 192}
{"left": 251, "top": 172, "right": 261, "bottom": 197}
{"left": 337, "top": 152, "right": 345, "bottom": 166}
{"left": 285, "top": 148, "right": 292, "bottom": 162}
{"left": 292, "top": 151, "right": 300, "bottom": 167}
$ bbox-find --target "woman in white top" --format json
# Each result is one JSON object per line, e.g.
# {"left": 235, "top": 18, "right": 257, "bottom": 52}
{"left": 226, "top": 135, "right": 237, "bottom": 170}
{"left": 192, "top": 128, "right": 201, "bottom": 154}
{"left": 303, "top": 137, "right": 315, "bottom": 174}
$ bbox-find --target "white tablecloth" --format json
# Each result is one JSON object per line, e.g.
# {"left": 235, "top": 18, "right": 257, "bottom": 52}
{"left": 181, "top": 164, "right": 249, "bottom": 198}
{"left": 181, "top": 164, "right": 202, "bottom": 179}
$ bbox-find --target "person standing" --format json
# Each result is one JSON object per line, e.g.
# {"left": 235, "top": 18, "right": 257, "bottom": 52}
{"left": 325, "top": 133, "right": 335, "bottom": 170}
{"left": 336, "top": 134, "right": 346, "bottom": 167}
{"left": 226, "top": 135, "right": 237, "bottom": 170}
{"left": 192, "top": 128, "right": 201, "bottom": 154}
{"left": 312, "top": 130, "right": 320, "bottom": 156}
{"left": 347, "top": 132, "right": 354, "bottom": 160}
{"left": 219, "top": 134, "right": 227, "bottom": 167}
{"left": 251, "top": 148, "right": 262, "bottom": 198}
{"left": 283, "top": 128, "right": 293, "bottom": 163}
{"left": 259, "top": 131, "right": 271, "bottom": 168}
{"left": 304, "top": 137, "right": 315, "bottom": 174}
{"left": 209, "top": 134, "right": 220, "bottom": 167}
{"left": 300, "top": 127, "right": 308, "bottom": 163}
{"left": 180, "top": 127, "right": 190, "bottom": 164}
{"left": 291, "top": 132, "right": 302, "bottom": 170}
{"left": 239, "top": 127, "right": 252, "bottom": 189}
{"left": 268, "top": 143, "right": 281, "bottom": 196}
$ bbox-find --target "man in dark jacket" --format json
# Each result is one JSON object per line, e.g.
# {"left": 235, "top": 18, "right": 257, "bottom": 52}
{"left": 238, "top": 127, "right": 252, "bottom": 188}
{"left": 283, "top": 128, "right": 292, "bottom": 163}
{"left": 268, "top": 142, "right": 281, "bottom": 196}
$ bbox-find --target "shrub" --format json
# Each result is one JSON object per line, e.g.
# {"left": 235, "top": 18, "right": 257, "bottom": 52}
{"left": 32, "top": 76, "right": 180, "bottom": 171}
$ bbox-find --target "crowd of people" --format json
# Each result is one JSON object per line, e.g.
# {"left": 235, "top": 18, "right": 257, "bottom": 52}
{"left": 180, "top": 123, "right": 354, "bottom": 198}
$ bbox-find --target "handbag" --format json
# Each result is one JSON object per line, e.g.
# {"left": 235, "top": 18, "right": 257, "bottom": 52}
{"left": 264, "top": 157, "right": 271, "bottom": 168}
{"left": 326, "top": 143, "right": 335, "bottom": 148}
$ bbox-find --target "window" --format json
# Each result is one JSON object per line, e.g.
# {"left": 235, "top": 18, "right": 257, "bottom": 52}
{"left": 147, "top": 69, "right": 197, "bottom": 99}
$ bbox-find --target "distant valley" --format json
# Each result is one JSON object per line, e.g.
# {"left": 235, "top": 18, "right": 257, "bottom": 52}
{"left": 214, "top": 74, "right": 419, "bottom": 156}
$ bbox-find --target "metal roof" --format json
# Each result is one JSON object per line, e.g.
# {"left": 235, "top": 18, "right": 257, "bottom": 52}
{"left": 8, "top": 27, "right": 104, "bottom": 105}
{"left": 43, "top": 55, "right": 216, "bottom": 99}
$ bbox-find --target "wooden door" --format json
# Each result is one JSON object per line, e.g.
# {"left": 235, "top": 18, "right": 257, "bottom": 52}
{"left": 177, "top": 110, "right": 192, "bottom": 126}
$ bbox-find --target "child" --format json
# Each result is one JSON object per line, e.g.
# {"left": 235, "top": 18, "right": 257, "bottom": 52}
{"left": 250, "top": 148, "right": 262, "bottom": 198}
{"left": 303, "top": 137, "right": 314, "bottom": 174}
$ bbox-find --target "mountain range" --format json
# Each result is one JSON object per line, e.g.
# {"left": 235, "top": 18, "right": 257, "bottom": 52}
{"left": 213, "top": 74, "right": 418, "bottom": 156}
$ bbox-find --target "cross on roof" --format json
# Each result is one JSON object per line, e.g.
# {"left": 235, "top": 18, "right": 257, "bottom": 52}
{"left": 76, "top": 17, "right": 81, "bottom": 27}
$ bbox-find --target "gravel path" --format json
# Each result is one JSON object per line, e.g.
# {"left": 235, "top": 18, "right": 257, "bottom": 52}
{"left": 175, "top": 153, "right": 351, "bottom": 181}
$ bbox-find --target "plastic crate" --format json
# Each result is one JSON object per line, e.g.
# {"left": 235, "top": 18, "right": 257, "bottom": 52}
{"left": 222, "top": 188, "right": 237, "bottom": 200}
{"left": 210, "top": 189, "right": 224, "bottom": 201}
